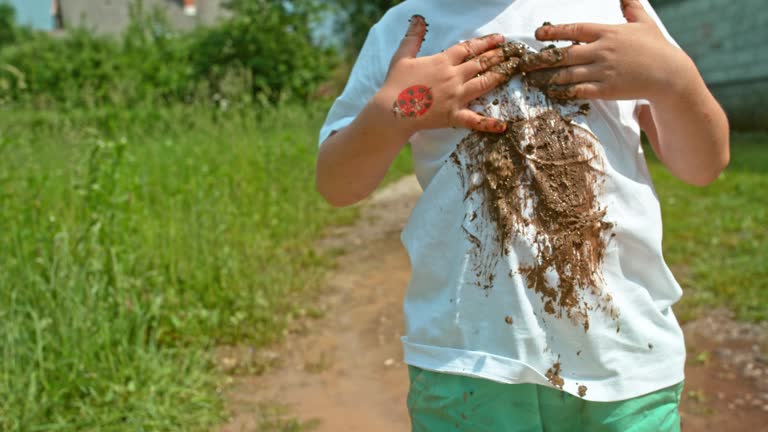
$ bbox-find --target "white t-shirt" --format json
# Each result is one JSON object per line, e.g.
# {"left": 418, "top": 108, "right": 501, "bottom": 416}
{"left": 319, "top": 0, "right": 686, "bottom": 402}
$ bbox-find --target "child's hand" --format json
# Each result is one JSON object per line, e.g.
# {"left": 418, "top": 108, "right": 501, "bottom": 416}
{"left": 526, "top": 0, "right": 691, "bottom": 103}
{"left": 374, "top": 15, "right": 517, "bottom": 135}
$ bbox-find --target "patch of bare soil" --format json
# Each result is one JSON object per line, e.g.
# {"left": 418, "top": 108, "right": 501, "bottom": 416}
{"left": 217, "top": 176, "right": 420, "bottom": 432}
{"left": 679, "top": 309, "right": 768, "bottom": 431}
{"left": 216, "top": 176, "right": 767, "bottom": 432}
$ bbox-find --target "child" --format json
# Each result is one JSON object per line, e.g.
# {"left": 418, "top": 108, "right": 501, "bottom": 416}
{"left": 316, "top": 0, "right": 730, "bottom": 430}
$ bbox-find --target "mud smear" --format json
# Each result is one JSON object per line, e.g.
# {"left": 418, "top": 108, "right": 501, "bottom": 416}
{"left": 546, "top": 359, "right": 564, "bottom": 390}
{"left": 578, "top": 385, "right": 588, "bottom": 398}
{"left": 490, "top": 42, "right": 569, "bottom": 79}
{"left": 451, "top": 43, "right": 617, "bottom": 331}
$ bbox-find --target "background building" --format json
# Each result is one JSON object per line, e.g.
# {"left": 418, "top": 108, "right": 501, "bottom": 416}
{"left": 657, "top": 0, "right": 768, "bottom": 129}
{"left": 5, "top": 0, "right": 766, "bottom": 129}
{"left": 5, "top": 0, "right": 227, "bottom": 33}
{"left": 59, "top": 0, "right": 227, "bottom": 33}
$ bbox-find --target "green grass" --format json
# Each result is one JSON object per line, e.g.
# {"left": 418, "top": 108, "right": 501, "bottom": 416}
{"left": 647, "top": 133, "right": 768, "bottom": 322}
{"left": 0, "top": 103, "right": 412, "bottom": 431}
{"left": 0, "top": 99, "right": 761, "bottom": 429}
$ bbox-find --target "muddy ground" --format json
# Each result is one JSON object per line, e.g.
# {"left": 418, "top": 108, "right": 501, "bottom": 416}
{"left": 218, "top": 176, "right": 768, "bottom": 432}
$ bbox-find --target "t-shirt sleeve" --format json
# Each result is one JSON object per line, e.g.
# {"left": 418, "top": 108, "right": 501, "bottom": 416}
{"left": 318, "top": 23, "right": 389, "bottom": 147}
{"left": 636, "top": 0, "right": 681, "bottom": 109}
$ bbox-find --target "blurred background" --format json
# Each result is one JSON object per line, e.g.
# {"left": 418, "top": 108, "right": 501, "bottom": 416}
{"left": 0, "top": 1, "right": 764, "bottom": 431}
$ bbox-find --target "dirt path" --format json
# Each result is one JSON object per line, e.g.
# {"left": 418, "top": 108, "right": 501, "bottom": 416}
{"left": 219, "top": 176, "right": 768, "bottom": 432}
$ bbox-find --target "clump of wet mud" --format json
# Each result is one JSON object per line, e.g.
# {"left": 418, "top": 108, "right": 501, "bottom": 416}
{"left": 451, "top": 43, "right": 617, "bottom": 331}
{"left": 490, "top": 42, "right": 568, "bottom": 79}
{"left": 546, "top": 360, "right": 564, "bottom": 389}
{"left": 578, "top": 385, "right": 588, "bottom": 398}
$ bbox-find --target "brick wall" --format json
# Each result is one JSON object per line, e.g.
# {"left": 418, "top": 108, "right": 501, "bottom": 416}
{"left": 657, "top": 0, "right": 768, "bottom": 130}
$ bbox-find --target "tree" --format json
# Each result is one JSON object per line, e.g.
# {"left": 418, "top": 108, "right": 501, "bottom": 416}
{"left": 331, "top": 0, "right": 403, "bottom": 58}
{"left": 0, "top": 3, "right": 17, "bottom": 49}
{"left": 192, "top": 0, "right": 338, "bottom": 101}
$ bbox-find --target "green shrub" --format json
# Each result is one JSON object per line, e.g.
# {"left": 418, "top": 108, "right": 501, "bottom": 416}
{"left": 0, "top": 3, "right": 16, "bottom": 48}
{"left": 0, "top": 103, "right": 357, "bottom": 430}
{"left": 0, "top": 1, "right": 338, "bottom": 109}
{"left": 192, "top": 0, "right": 338, "bottom": 103}
{"left": 1, "top": 29, "right": 127, "bottom": 108}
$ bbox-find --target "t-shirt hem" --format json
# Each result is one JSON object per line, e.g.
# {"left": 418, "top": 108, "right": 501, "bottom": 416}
{"left": 402, "top": 337, "right": 686, "bottom": 402}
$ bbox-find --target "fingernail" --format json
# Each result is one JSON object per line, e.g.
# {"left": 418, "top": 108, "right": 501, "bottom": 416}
{"left": 410, "top": 14, "right": 425, "bottom": 24}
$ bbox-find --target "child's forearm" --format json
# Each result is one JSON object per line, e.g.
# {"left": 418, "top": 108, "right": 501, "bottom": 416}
{"left": 316, "top": 93, "right": 413, "bottom": 208}
{"left": 317, "top": 16, "right": 514, "bottom": 207}
{"left": 640, "top": 57, "right": 730, "bottom": 186}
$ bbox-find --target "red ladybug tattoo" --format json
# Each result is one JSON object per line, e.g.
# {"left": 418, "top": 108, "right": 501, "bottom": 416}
{"left": 392, "top": 85, "right": 434, "bottom": 118}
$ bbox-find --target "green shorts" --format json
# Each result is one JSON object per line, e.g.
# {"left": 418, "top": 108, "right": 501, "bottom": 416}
{"left": 407, "top": 366, "right": 683, "bottom": 432}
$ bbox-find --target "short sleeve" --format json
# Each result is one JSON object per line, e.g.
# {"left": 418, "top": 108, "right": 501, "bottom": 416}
{"left": 636, "top": 0, "right": 681, "bottom": 109}
{"left": 318, "top": 24, "right": 389, "bottom": 147}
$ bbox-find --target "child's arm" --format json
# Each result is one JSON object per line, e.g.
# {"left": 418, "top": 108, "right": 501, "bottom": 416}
{"left": 317, "top": 16, "right": 512, "bottom": 207}
{"left": 527, "top": 0, "right": 730, "bottom": 186}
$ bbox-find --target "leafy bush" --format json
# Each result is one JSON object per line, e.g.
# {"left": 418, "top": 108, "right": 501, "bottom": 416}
{"left": 2, "top": 29, "right": 134, "bottom": 108}
{"left": 0, "top": 3, "right": 16, "bottom": 48}
{"left": 0, "top": 1, "right": 338, "bottom": 109}
{"left": 329, "top": 0, "right": 404, "bottom": 57}
{"left": 193, "top": 0, "right": 337, "bottom": 103}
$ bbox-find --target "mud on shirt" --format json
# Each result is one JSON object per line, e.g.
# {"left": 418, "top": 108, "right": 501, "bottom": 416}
{"left": 318, "top": 0, "right": 686, "bottom": 402}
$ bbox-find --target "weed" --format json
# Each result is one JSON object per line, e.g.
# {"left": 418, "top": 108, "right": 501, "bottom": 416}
{"left": 0, "top": 103, "right": 413, "bottom": 430}
{"left": 647, "top": 134, "right": 768, "bottom": 322}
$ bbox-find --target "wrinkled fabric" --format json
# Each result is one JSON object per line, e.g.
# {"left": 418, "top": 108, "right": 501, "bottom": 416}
{"left": 319, "top": 0, "right": 687, "bottom": 402}
{"left": 408, "top": 367, "right": 683, "bottom": 432}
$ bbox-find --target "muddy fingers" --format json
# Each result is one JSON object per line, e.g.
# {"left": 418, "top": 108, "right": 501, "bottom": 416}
{"left": 489, "top": 58, "right": 522, "bottom": 80}
{"left": 520, "top": 48, "right": 568, "bottom": 72}
{"left": 498, "top": 42, "right": 527, "bottom": 60}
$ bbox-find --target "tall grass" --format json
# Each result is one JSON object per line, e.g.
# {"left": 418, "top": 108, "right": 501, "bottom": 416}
{"left": 6, "top": 92, "right": 760, "bottom": 430}
{"left": 0, "top": 103, "right": 412, "bottom": 430}
{"left": 648, "top": 134, "right": 768, "bottom": 322}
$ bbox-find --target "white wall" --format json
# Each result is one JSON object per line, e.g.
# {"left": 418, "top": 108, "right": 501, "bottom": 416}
{"left": 59, "top": 0, "right": 227, "bottom": 34}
